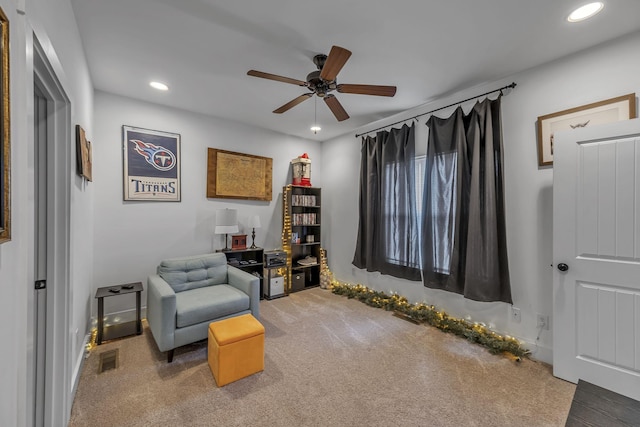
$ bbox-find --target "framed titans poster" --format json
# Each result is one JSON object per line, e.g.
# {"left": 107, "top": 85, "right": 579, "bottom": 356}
{"left": 122, "top": 125, "right": 181, "bottom": 201}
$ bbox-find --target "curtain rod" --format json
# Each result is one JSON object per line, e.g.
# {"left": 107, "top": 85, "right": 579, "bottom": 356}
{"left": 355, "top": 82, "right": 517, "bottom": 138}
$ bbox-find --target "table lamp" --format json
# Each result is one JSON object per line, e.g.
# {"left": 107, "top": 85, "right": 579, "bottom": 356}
{"left": 248, "top": 215, "right": 261, "bottom": 249}
{"left": 215, "top": 208, "right": 239, "bottom": 251}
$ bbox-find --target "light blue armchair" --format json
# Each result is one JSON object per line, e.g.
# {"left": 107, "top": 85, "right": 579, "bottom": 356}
{"left": 146, "top": 253, "right": 260, "bottom": 362}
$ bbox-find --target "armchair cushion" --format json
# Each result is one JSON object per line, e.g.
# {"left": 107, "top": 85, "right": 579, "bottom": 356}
{"left": 175, "top": 284, "right": 250, "bottom": 328}
{"left": 158, "top": 253, "right": 228, "bottom": 293}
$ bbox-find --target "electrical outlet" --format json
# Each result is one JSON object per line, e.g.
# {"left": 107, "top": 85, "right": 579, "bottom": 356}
{"left": 537, "top": 314, "right": 550, "bottom": 330}
{"left": 511, "top": 306, "right": 521, "bottom": 323}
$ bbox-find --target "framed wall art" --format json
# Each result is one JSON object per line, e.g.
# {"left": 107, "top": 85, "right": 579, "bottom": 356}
{"left": 0, "top": 7, "right": 10, "bottom": 244}
{"left": 85, "top": 140, "right": 93, "bottom": 181}
{"left": 207, "top": 148, "right": 272, "bottom": 201}
{"left": 123, "top": 125, "right": 181, "bottom": 201}
{"left": 75, "top": 125, "right": 93, "bottom": 181}
{"left": 537, "top": 93, "right": 636, "bottom": 166}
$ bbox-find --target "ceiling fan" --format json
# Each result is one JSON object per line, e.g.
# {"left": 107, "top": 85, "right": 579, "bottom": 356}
{"left": 247, "top": 45, "right": 396, "bottom": 122}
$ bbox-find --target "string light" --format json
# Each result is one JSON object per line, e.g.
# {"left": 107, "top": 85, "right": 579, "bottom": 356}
{"left": 329, "top": 281, "right": 529, "bottom": 359}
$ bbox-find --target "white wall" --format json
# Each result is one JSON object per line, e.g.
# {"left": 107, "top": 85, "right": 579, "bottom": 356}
{"left": 0, "top": 0, "right": 94, "bottom": 425}
{"left": 92, "top": 91, "right": 321, "bottom": 320}
{"left": 323, "top": 31, "right": 640, "bottom": 364}
{"left": 0, "top": 4, "right": 25, "bottom": 425}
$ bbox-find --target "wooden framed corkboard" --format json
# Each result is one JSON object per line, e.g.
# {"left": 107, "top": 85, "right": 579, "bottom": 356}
{"left": 207, "top": 148, "right": 272, "bottom": 201}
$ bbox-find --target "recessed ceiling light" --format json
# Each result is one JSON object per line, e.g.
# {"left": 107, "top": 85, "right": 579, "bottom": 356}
{"left": 149, "top": 81, "right": 169, "bottom": 91}
{"left": 568, "top": 2, "right": 604, "bottom": 22}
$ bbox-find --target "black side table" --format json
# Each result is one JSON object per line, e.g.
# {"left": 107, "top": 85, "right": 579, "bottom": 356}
{"left": 95, "top": 282, "right": 143, "bottom": 345}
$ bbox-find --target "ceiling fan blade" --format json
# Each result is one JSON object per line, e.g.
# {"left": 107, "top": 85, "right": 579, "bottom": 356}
{"left": 247, "top": 70, "right": 307, "bottom": 86}
{"left": 324, "top": 94, "right": 349, "bottom": 122}
{"left": 319, "top": 46, "right": 352, "bottom": 82}
{"left": 273, "top": 93, "right": 313, "bottom": 114}
{"left": 337, "top": 84, "right": 397, "bottom": 97}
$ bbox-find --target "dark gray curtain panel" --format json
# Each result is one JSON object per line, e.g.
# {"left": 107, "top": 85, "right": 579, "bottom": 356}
{"left": 352, "top": 124, "right": 421, "bottom": 281}
{"left": 422, "top": 97, "right": 512, "bottom": 303}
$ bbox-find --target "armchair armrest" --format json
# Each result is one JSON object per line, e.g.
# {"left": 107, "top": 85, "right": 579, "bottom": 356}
{"left": 227, "top": 266, "right": 260, "bottom": 319}
{"left": 146, "top": 274, "right": 177, "bottom": 352}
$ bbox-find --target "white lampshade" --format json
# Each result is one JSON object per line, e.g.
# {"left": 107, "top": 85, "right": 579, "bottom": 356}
{"left": 215, "top": 209, "right": 239, "bottom": 234}
{"left": 248, "top": 215, "right": 261, "bottom": 229}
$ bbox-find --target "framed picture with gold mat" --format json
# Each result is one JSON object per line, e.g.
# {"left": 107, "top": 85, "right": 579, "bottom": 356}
{"left": 0, "top": 7, "right": 10, "bottom": 244}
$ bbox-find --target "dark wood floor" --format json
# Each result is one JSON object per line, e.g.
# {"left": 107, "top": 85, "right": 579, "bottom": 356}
{"left": 565, "top": 380, "right": 640, "bottom": 426}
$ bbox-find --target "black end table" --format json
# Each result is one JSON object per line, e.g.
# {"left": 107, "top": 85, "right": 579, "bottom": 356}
{"left": 95, "top": 282, "right": 143, "bottom": 345}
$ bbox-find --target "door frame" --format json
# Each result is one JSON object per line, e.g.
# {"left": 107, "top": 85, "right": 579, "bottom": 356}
{"left": 26, "top": 35, "right": 72, "bottom": 427}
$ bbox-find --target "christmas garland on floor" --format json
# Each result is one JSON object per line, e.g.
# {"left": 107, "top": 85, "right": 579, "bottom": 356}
{"left": 330, "top": 282, "right": 529, "bottom": 359}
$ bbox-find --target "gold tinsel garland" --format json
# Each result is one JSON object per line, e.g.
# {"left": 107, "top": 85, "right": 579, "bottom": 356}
{"left": 330, "top": 281, "right": 529, "bottom": 359}
{"left": 281, "top": 185, "right": 293, "bottom": 292}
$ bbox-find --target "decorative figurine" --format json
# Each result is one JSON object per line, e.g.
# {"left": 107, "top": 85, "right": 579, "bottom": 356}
{"left": 291, "top": 153, "right": 311, "bottom": 186}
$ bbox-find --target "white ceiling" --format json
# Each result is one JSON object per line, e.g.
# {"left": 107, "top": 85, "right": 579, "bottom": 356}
{"left": 70, "top": 0, "right": 640, "bottom": 141}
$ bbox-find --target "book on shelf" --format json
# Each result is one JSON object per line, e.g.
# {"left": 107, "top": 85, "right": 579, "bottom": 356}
{"left": 292, "top": 194, "right": 317, "bottom": 207}
{"left": 291, "top": 213, "right": 317, "bottom": 226}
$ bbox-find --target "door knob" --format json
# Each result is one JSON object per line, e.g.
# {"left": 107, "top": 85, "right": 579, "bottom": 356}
{"left": 557, "top": 263, "right": 569, "bottom": 272}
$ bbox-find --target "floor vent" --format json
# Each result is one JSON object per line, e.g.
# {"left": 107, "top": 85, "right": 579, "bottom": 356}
{"left": 392, "top": 310, "right": 421, "bottom": 325}
{"left": 98, "top": 349, "right": 119, "bottom": 373}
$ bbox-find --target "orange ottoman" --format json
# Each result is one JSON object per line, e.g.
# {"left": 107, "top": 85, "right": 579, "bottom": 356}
{"left": 208, "top": 314, "right": 265, "bottom": 386}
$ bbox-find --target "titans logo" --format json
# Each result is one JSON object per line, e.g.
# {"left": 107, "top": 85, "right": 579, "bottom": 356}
{"left": 130, "top": 139, "right": 176, "bottom": 171}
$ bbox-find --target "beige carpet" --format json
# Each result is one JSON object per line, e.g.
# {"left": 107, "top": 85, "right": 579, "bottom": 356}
{"left": 70, "top": 288, "right": 575, "bottom": 426}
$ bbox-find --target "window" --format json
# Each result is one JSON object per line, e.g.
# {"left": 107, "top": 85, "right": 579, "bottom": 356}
{"left": 352, "top": 124, "right": 421, "bottom": 281}
{"left": 382, "top": 160, "right": 420, "bottom": 269}
{"left": 421, "top": 152, "right": 458, "bottom": 275}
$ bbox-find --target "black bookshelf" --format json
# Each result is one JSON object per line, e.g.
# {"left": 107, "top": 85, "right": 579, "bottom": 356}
{"left": 284, "top": 185, "right": 321, "bottom": 291}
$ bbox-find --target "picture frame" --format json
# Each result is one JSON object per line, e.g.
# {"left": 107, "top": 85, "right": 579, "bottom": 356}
{"left": 85, "top": 140, "right": 93, "bottom": 181}
{"left": 537, "top": 93, "right": 636, "bottom": 166}
{"left": 0, "top": 8, "right": 10, "bottom": 244}
{"left": 207, "top": 148, "right": 272, "bottom": 201}
{"left": 75, "top": 125, "right": 93, "bottom": 181}
{"left": 123, "top": 125, "right": 181, "bottom": 201}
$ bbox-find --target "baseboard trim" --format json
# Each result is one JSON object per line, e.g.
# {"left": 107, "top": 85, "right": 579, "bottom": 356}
{"left": 522, "top": 339, "right": 552, "bottom": 365}
{"left": 70, "top": 332, "right": 90, "bottom": 397}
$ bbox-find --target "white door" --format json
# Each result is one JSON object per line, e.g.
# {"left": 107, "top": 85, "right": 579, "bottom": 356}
{"left": 553, "top": 117, "right": 640, "bottom": 401}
